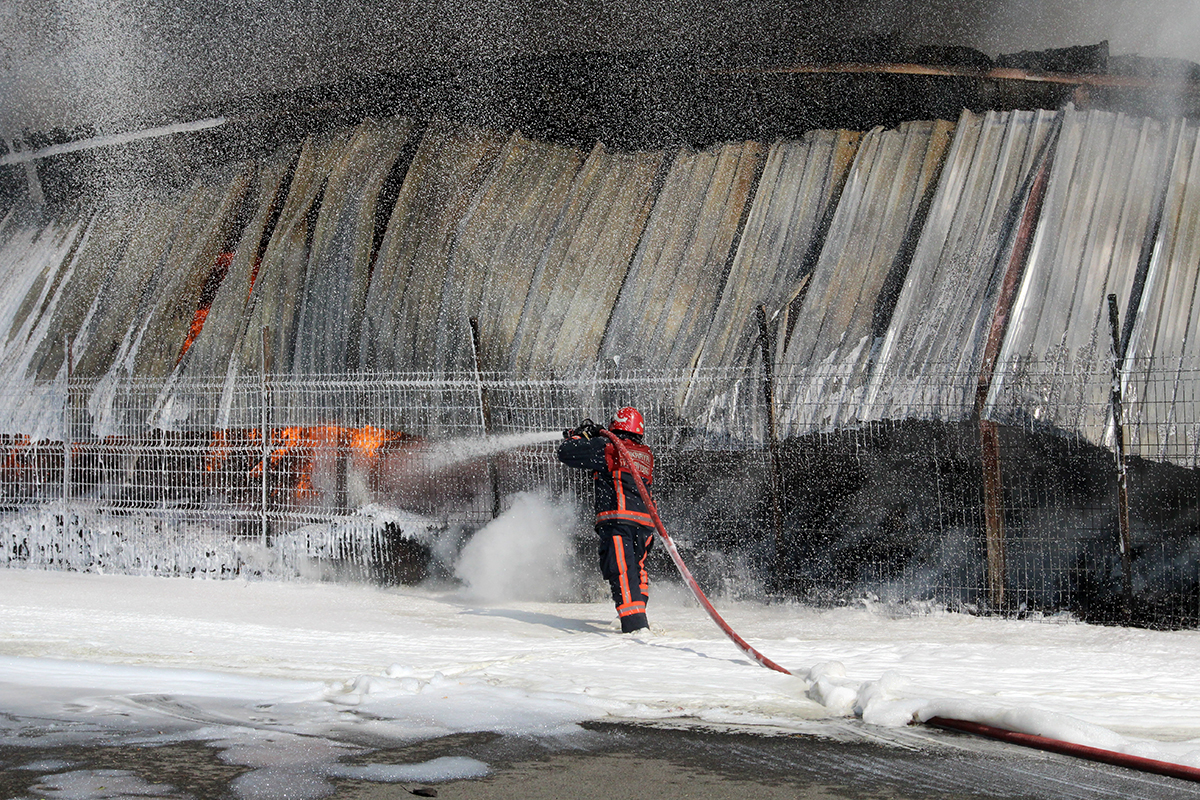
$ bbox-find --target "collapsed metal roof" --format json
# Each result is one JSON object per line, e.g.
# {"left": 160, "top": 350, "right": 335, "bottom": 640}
{"left": 775, "top": 119, "right": 954, "bottom": 436}
{"left": 2, "top": 104, "right": 1200, "bottom": 465}
{"left": 984, "top": 108, "right": 1185, "bottom": 442}
{"left": 863, "top": 107, "right": 1059, "bottom": 424}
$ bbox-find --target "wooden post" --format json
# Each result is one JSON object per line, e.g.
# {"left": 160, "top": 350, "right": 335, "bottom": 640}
{"left": 469, "top": 317, "right": 501, "bottom": 519}
{"left": 756, "top": 304, "right": 785, "bottom": 575}
{"left": 979, "top": 420, "right": 1006, "bottom": 610}
{"left": 1107, "top": 294, "right": 1134, "bottom": 622}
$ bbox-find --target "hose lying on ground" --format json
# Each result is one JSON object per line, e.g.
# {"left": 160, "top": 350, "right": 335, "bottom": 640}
{"left": 598, "top": 428, "right": 1200, "bottom": 785}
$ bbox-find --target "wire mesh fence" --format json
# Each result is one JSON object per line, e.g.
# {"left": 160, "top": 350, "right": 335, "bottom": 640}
{"left": 0, "top": 360, "right": 1196, "bottom": 628}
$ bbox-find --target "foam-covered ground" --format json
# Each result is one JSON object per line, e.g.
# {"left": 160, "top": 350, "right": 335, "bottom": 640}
{"left": 1, "top": 493, "right": 1199, "bottom": 798}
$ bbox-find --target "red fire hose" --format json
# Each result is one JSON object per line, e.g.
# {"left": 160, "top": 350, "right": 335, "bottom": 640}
{"left": 928, "top": 717, "right": 1200, "bottom": 783}
{"left": 598, "top": 429, "right": 1200, "bottom": 785}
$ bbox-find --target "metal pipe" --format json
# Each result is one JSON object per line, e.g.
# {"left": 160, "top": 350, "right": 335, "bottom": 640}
{"left": 714, "top": 61, "right": 1181, "bottom": 91}
{"left": 0, "top": 118, "right": 227, "bottom": 167}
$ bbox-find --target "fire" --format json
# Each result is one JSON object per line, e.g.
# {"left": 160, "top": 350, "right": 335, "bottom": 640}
{"left": 242, "top": 424, "right": 412, "bottom": 502}
{"left": 0, "top": 424, "right": 413, "bottom": 510}
{"left": 177, "top": 251, "right": 264, "bottom": 364}
{"left": 177, "top": 251, "right": 235, "bottom": 364}
{"left": 177, "top": 308, "right": 210, "bottom": 363}
{"left": 349, "top": 425, "right": 406, "bottom": 468}
{"left": 247, "top": 254, "right": 263, "bottom": 299}
{"left": 205, "top": 429, "right": 230, "bottom": 472}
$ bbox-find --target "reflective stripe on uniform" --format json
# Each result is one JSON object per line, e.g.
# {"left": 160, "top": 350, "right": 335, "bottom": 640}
{"left": 638, "top": 534, "right": 652, "bottom": 597}
{"left": 617, "top": 601, "right": 647, "bottom": 617}
{"left": 613, "top": 534, "right": 632, "bottom": 606}
{"left": 596, "top": 509, "right": 653, "bottom": 525}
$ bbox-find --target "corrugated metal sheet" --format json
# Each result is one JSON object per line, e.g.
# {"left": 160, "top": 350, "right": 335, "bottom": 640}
{"left": 80, "top": 174, "right": 250, "bottom": 433}
{"left": 863, "top": 108, "right": 1059, "bottom": 423}
{"left": 20, "top": 203, "right": 149, "bottom": 383}
{"left": 0, "top": 210, "right": 89, "bottom": 436}
{"left": 600, "top": 140, "right": 765, "bottom": 381}
{"left": 126, "top": 173, "right": 251, "bottom": 380}
{"left": 507, "top": 143, "right": 666, "bottom": 377}
{"left": 776, "top": 119, "right": 954, "bottom": 437}
{"left": 434, "top": 132, "right": 585, "bottom": 374}
{"left": 984, "top": 106, "right": 1177, "bottom": 442}
{"left": 0, "top": 210, "right": 89, "bottom": 375}
{"left": 1122, "top": 120, "right": 1200, "bottom": 465}
{"left": 234, "top": 128, "right": 356, "bottom": 380}
{"left": 685, "top": 130, "right": 861, "bottom": 437}
{"left": 359, "top": 120, "right": 507, "bottom": 374}
{"left": 291, "top": 118, "right": 415, "bottom": 376}
{"left": 175, "top": 146, "right": 298, "bottom": 381}
{"left": 0, "top": 174, "right": 246, "bottom": 432}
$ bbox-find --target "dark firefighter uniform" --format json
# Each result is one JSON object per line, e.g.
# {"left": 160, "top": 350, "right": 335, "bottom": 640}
{"left": 558, "top": 419, "right": 655, "bottom": 633}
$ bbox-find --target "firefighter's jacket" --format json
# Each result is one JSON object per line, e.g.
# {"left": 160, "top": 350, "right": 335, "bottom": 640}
{"left": 557, "top": 433, "right": 655, "bottom": 528}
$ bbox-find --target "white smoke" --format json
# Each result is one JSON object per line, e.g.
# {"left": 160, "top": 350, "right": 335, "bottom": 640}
{"left": 454, "top": 491, "right": 578, "bottom": 603}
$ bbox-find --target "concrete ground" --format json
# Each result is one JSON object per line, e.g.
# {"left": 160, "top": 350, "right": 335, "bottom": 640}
{"left": 2, "top": 722, "right": 1198, "bottom": 800}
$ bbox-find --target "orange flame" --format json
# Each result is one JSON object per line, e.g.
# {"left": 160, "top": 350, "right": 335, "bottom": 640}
{"left": 177, "top": 251, "right": 235, "bottom": 364}
{"left": 1, "top": 434, "right": 31, "bottom": 475}
{"left": 241, "top": 424, "right": 410, "bottom": 502}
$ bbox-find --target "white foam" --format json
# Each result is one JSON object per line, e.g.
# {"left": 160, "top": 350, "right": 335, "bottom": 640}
{"left": 26, "top": 769, "right": 175, "bottom": 799}
{"left": 230, "top": 767, "right": 333, "bottom": 800}
{"left": 2, "top": 562, "right": 1200, "bottom": 787}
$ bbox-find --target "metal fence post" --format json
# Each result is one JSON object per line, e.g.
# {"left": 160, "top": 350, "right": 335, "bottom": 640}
{"left": 979, "top": 420, "right": 1007, "bottom": 610}
{"left": 1107, "top": 294, "right": 1134, "bottom": 622}
{"left": 756, "top": 304, "right": 785, "bottom": 575}
{"left": 260, "top": 326, "right": 270, "bottom": 547}
{"left": 62, "top": 337, "right": 72, "bottom": 506}
{"left": 469, "top": 316, "right": 501, "bottom": 519}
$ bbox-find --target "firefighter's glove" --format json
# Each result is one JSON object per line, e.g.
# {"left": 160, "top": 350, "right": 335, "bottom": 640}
{"left": 566, "top": 418, "right": 603, "bottom": 440}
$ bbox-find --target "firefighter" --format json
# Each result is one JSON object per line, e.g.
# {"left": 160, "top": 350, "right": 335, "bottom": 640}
{"left": 558, "top": 407, "right": 655, "bottom": 633}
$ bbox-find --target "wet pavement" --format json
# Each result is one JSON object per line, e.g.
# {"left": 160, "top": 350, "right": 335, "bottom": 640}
{"left": 2, "top": 721, "right": 1198, "bottom": 800}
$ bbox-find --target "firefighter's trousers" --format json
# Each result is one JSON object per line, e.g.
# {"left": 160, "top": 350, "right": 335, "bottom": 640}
{"left": 597, "top": 522, "right": 653, "bottom": 633}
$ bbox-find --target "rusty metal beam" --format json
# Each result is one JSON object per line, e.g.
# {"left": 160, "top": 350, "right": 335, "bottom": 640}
{"left": 713, "top": 61, "right": 1189, "bottom": 92}
{"left": 971, "top": 120, "right": 1058, "bottom": 612}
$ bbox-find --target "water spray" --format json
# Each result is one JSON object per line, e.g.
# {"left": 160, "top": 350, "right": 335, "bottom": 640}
{"left": 418, "top": 430, "right": 562, "bottom": 473}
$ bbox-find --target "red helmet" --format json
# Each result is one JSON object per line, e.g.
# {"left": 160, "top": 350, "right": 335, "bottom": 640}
{"left": 610, "top": 406, "right": 645, "bottom": 436}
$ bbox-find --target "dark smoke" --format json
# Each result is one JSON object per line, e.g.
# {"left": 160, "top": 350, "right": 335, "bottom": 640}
{"left": 3, "top": 1, "right": 1198, "bottom": 139}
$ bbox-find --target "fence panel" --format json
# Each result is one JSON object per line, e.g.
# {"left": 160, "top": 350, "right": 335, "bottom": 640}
{"left": 0, "top": 362, "right": 1194, "bottom": 627}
